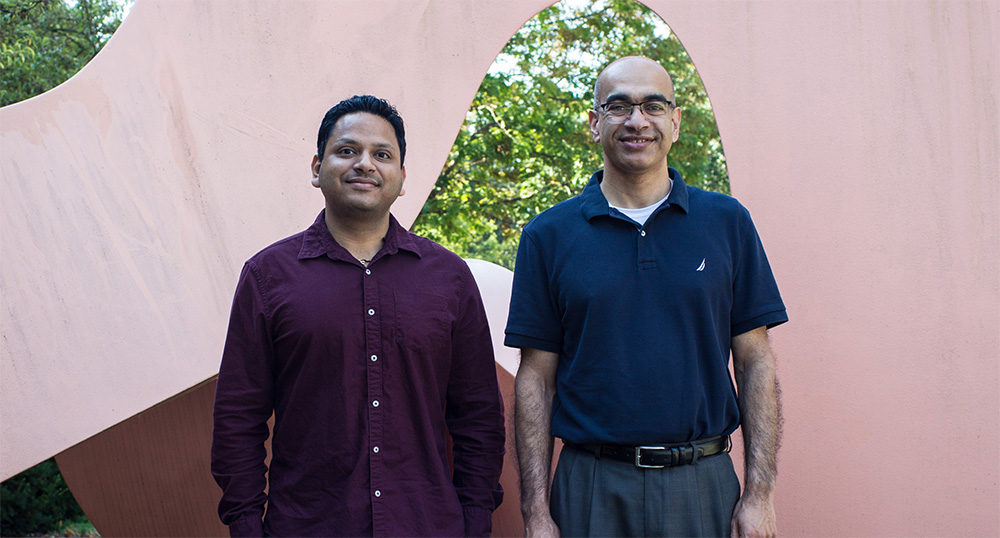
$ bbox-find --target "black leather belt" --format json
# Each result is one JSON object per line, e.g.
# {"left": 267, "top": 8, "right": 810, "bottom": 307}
{"left": 563, "top": 435, "right": 731, "bottom": 469}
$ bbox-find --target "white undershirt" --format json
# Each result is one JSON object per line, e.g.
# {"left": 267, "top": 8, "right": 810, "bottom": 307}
{"left": 608, "top": 179, "right": 673, "bottom": 226}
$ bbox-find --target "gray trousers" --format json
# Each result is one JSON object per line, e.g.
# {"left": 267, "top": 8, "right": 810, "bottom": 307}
{"left": 550, "top": 445, "right": 741, "bottom": 537}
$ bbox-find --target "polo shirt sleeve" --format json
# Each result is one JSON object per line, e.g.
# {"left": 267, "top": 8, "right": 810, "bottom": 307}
{"left": 730, "top": 207, "right": 788, "bottom": 336}
{"left": 504, "top": 227, "right": 563, "bottom": 353}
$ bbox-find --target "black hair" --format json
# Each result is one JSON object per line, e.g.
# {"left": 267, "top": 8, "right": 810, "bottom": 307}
{"left": 316, "top": 95, "right": 407, "bottom": 165}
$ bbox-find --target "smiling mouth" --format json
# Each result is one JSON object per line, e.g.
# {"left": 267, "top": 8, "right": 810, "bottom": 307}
{"left": 346, "top": 176, "right": 379, "bottom": 188}
{"left": 620, "top": 136, "right": 654, "bottom": 144}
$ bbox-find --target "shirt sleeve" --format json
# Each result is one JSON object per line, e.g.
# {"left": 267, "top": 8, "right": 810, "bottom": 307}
{"left": 445, "top": 264, "right": 506, "bottom": 537}
{"left": 211, "top": 262, "right": 274, "bottom": 536}
{"left": 730, "top": 207, "right": 788, "bottom": 336}
{"left": 503, "top": 228, "right": 562, "bottom": 352}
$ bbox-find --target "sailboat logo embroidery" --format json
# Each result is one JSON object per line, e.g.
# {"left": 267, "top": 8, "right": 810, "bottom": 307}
{"left": 696, "top": 258, "right": 706, "bottom": 271}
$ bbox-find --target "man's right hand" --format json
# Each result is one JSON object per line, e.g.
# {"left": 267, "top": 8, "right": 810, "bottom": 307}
{"left": 524, "top": 514, "right": 561, "bottom": 538}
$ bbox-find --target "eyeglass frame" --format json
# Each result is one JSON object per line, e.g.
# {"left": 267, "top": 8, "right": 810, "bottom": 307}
{"left": 595, "top": 99, "right": 676, "bottom": 123}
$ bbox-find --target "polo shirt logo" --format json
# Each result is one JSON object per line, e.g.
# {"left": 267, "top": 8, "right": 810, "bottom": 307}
{"left": 696, "top": 258, "right": 706, "bottom": 271}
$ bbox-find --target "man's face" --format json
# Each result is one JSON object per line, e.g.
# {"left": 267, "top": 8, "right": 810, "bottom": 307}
{"left": 588, "top": 58, "right": 682, "bottom": 179}
{"left": 311, "top": 112, "right": 406, "bottom": 219}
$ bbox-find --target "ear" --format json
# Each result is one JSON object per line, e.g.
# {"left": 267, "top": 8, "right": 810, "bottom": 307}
{"left": 398, "top": 165, "right": 407, "bottom": 197}
{"left": 588, "top": 109, "right": 601, "bottom": 142}
{"left": 310, "top": 154, "right": 321, "bottom": 187}
{"left": 670, "top": 106, "right": 682, "bottom": 143}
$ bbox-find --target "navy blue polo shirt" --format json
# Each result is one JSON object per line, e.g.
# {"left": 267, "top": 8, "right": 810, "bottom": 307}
{"left": 505, "top": 169, "right": 787, "bottom": 445}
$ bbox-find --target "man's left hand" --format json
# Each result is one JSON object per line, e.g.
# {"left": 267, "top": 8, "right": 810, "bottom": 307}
{"left": 730, "top": 496, "right": 776, "bottom": 538}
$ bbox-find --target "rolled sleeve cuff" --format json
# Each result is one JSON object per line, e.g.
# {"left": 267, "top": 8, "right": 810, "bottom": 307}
{"left": 463, "top": 506, "right": 494, "bottom": 537}
{"left": 227, "top": 515, "right": 264, "bottom": 537}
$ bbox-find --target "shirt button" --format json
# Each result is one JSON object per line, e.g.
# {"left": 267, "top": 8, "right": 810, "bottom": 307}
{"left": 370, "top": 354, "right": 378, "bottom": 362}
{"left": 640, "top": 230, "right": 647, "bottom": 236}
{"left": 374, "top": 490, "right": 381, "bottom": 497}
{"left": 373, "top": 446, "right": 380, "bottom": 454}
{"left": 368, "top": 308, "right": 375, "bottom": 316}
{"left": 365, "top": 269, "right": 371, "bottom": 275}
{"left": 372, "top": 400, "right": 379, "bottom": 407}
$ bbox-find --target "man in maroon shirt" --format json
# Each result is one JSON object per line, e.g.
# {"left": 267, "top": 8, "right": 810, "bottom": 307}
{"left": 211, "top": 95, "right": 505, "bottom": 537}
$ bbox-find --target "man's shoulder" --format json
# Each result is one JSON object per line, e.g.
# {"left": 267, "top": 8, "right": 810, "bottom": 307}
{"left": 408, "top": 231, "right": 460, "bottom": 257}
{"left": 523, "top": 194, "right": 585, "bottom": 233}
{"left": 685, "top": 184, "right": 749, "bottom": 220}
{"left": 405, "top": 231, "right": 472, "bottom": 270}
{"left": 244, "top": 230, "right": 308, "bottom": 268}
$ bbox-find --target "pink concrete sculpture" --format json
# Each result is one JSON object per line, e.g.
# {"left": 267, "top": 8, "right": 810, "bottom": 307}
{"left": 1, "top": 1, "right": 996, "bottom": 536}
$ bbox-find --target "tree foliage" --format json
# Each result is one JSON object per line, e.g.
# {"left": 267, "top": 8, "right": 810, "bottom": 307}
{"left": 0, "top": 459, "right": 86, "bottom": 536}
{"left": 1, "top": 0, "right": 129, "bottom": 106}
{"left": 412, "top": 0, "right": 729, "bottom": 269}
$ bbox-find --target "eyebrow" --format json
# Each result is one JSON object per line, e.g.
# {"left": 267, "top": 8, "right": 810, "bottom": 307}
{"left": 604, "top": 92, "right": 671, "bottom": 103}
{"left": 332, "top": 137, "right": 396, "bottom": 151}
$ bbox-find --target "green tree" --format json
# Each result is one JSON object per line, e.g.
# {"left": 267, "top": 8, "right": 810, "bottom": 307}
{"left": 0, "top": 459, "right": 87, "bottom": 536}
{"left": 412, "top": 0, "right": 729, "bottom": 269}
{"left": 1, "top": 0, "right": 130, "bottom": 106}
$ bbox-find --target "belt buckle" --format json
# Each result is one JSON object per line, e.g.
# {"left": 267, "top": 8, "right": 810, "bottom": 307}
{"left": 634, "top": 445, "right": 666, "bottom": 469}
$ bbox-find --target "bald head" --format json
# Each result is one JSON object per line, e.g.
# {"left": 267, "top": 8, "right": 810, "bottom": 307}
{"left": 587, "top": 55, "right": 683, "bottom": 185}
{"left": 594, "top": 56, "right": 676, "bottom": 109}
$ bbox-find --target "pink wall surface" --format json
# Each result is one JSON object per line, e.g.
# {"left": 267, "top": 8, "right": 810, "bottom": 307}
{"left": 1, "top": 1, "right": 997, "bottom": 535}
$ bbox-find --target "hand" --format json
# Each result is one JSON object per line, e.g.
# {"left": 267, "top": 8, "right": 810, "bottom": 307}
{"left": 524, "top": 514, "right": 561, "bottom": 538}
{"left": 730, "top": 496, "right": 776, "bottom": 538}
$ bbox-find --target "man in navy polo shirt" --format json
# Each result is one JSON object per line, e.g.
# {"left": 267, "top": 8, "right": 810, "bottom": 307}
{"left": 506, "top": 57, "right": 787, "bottom": 537}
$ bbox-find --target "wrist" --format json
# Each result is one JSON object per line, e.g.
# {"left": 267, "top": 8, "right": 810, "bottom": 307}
{"left": 521, "top": 502, "right": 552, "bottom": 522}
{"left": 740, "top": 484, "right": 775, "bottom": 504}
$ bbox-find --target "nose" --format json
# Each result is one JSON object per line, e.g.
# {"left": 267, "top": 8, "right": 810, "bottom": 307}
{"left": 623, "top": 106, "right": 650, "bottom": 129}
{"left": 354, "top": 151, "right": 376, "bottom": 173}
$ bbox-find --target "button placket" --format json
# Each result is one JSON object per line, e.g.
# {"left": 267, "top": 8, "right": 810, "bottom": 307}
{"left": 637, "top": 225, "right": 656, "bottom": 270}
{"left": 363, "top": 266, "right": 385, "bottom": 528}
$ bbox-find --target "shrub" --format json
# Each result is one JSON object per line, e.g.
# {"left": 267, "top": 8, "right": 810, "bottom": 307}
{"left": 0, "top": 459, "right": 86, "bottom": 536}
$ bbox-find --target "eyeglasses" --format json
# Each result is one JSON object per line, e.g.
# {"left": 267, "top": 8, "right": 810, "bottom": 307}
{"left": 596, "top": 100, "right": 674, "bottom": 123}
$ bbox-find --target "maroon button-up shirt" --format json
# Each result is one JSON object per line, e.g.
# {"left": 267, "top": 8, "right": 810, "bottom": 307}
{"left": 211, "top": 211, "right": 505, "bottom": 537}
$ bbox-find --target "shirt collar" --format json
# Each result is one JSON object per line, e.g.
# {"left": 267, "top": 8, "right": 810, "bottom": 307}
{"left": 298, "top": 210, "right": 423, "bottom": 262}
{"left": 581, "top": 167, "right": 690, "bottom": 221}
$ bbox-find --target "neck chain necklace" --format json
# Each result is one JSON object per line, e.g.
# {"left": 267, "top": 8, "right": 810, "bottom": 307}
{"left": 359, "top": 258, "right": 370, "bottom": 267}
